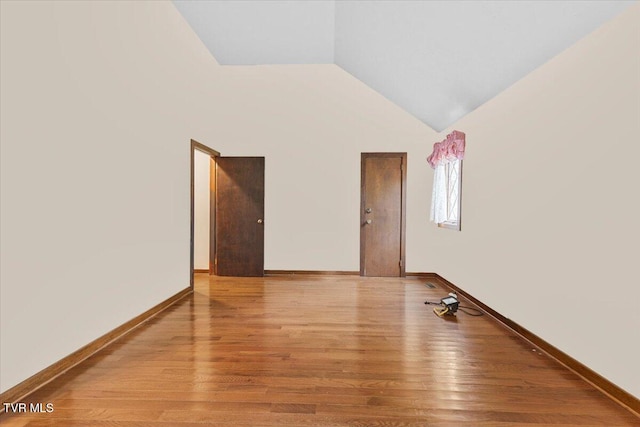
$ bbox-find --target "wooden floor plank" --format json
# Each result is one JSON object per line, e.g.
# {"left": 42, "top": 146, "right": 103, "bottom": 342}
{"left": 1, "top": 274, "right": 637, "bottom": 426}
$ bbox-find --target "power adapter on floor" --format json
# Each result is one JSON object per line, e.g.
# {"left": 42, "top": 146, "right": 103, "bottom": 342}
{"left": 425, "top": 292, "right": 459, "bottom": 317}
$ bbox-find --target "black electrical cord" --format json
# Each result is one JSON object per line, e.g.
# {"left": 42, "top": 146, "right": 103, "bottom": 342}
{"left": 458, "top": 306, "right": 484, "bottom": 316}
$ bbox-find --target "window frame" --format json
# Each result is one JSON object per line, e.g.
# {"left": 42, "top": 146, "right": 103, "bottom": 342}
{"left": 436, "top": 159, "right": 463, "bottom": 231}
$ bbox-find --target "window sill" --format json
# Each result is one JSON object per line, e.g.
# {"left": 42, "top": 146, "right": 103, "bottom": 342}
{"left": 438, "top": 222, "right": 461, "bottom": 231}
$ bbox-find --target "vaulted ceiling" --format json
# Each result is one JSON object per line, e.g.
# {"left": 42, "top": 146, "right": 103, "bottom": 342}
{"left": 173, "top": 0, "right": 635, "bottom": 131}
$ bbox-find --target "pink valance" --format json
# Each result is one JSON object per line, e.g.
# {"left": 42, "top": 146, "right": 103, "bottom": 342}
{"left": 426, "top": 130, "right": 466, "bottom": 168}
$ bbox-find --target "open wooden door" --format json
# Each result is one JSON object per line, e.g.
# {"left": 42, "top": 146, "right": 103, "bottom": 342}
{"left": 360, "top": 153, "right": 406, "bottom": 277}
{"left": 215, "top": 157, "right": 265, "bottom": 277}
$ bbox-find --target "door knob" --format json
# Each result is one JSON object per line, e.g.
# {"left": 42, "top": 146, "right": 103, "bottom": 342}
{"left": 365, "top": 219, "right": 372, "bottom": 224}
{"left": 257, "top": 219, "right": 263, "bottom": 224}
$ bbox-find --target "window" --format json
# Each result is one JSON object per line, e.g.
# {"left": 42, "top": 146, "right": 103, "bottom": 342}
{"left": 427, "top": 130, "right": 465, "bottom": 231}
{"left": 432, "top": 159, "right": 462, "bottom": 230}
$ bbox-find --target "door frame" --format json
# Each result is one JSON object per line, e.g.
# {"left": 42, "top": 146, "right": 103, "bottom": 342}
{"left": 190, "top": 139, "right": 220, "bottom": 289}
{"left": 360, "top": 152, "right": 407, "bottom": 277}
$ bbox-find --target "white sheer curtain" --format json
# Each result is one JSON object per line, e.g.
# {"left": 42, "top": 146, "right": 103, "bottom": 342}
{"left": 430, "top": 163, "right": 447, "bottom": 223}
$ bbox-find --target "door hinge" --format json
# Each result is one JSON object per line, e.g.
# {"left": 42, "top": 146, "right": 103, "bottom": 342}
{"left": 399, "top": 260, "right": 403, "bottom": 267}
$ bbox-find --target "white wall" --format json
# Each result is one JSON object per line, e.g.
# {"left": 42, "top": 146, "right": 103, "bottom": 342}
{"left": 0, "top": 1, "right": 220, "bottom": 392}
{"left": 194, "top": 149, "right": 210, "bottom": 270}
{"left": 220, "top": 65, "right": 435, "bottom": 271}
{"left": 1, "top": 0, "right": 638, "bottom": 400}
{"left": 421, "top": 4, "right": 640, "bottom": 397}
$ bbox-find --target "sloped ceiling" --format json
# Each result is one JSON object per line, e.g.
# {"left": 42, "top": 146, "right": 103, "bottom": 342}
{"left": 173, "top": 0, "right": 635, "bottom": 131}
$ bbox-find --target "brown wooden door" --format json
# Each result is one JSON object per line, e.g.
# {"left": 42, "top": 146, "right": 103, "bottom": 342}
{"left": 360, "top": 153, "right": 406, "bottom": 277}
{"left": 215, "top": 157, "right": 265, "bottom": 277}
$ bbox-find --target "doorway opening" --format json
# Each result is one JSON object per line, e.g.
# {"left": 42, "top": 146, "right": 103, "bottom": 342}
{"left": 190, "top": 140, "right": 266, "bottom": 286}
{"left": 190, "top": 139, "right": 219, "bottom": 288}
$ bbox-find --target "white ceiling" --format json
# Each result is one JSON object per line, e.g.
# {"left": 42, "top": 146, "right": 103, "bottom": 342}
{"left": 172, "top": 0, "right": 635, "bottom": 131}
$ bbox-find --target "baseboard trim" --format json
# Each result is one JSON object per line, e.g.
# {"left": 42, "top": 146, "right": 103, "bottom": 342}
{"left": 265, "top": 270, "right": 359, "bottom": 276}
{"left": 0, "top": 287, "right": 192, "bottom": 410}
{"left": 405, "top": 272, "right": 434, "bottom": 278}
{"left": 425, "top": 273, "right": 639, "bottom": 417}
{"left": 193, "top": 269, "right": 209, "bottom": 273}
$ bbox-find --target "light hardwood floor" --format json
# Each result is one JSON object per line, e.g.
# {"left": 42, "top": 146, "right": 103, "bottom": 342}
{"left": 1, "top": 274, "right": 637, "bottom": 426}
